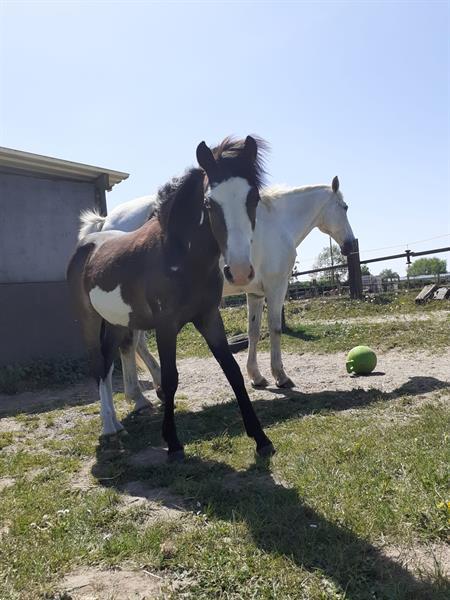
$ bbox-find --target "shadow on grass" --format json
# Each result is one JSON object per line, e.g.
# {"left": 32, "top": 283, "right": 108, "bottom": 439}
{"left": 282, "top": 324, "right": 318, "bottom": 341}
{"left": 93, "top": 446, "right": 449, "bottom": 599}
{"left": 89, "top": 375, "right": 450, "bottom": 598}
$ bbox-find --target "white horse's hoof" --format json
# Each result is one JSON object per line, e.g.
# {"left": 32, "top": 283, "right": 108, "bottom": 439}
{"left": 251, "top": 377, "right": 269, "bottom": 389}
{"left": 275, "top": 377, "right": 295, "bottom": 389}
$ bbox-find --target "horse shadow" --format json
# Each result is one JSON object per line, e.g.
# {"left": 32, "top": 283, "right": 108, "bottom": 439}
{"left": 91, "top": 377, "right": 449, "bottom": 599}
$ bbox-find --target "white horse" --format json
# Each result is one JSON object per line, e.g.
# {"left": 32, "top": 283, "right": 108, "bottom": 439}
{"left": 79, "top": 176, "right": 355, "bottom": 407}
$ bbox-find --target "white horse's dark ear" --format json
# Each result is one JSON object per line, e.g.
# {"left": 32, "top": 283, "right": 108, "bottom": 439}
{"left": 196, "top": 141, "right": 216, "bottom": 174}
{"left": 332, "top": 176, "right": 339, "bottom": 193}
{"left": 244, "top": 135, "right": 258, "bottom": 162}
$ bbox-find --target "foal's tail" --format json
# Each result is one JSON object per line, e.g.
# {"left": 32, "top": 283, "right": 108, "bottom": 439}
{"left": 78, "top": 209, "right": 106, "bottom": 241}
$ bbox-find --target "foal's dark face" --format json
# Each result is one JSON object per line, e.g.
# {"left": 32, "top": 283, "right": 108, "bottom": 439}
{"left": 196, "top": 137, "right": 260, "bottom": 286}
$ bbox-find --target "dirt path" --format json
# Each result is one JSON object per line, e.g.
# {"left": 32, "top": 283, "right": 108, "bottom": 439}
{"left": 298, "top": 310, "right": 449, "bottom": 327}
{"left": 1, "top": 349, "right": 449, "bottom": 423}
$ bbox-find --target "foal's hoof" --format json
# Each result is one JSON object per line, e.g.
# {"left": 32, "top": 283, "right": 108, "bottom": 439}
{"left": 167, "top": 449, "right": 185, "bottom": 463}
{"left": 251, "top": 377, "right": 269, "bottom": 389}
{"left": 256, "top": 442, "right": 276, "bottom": 458}
{"left": 276, "top": 377, "right": 295, "bottom": 389}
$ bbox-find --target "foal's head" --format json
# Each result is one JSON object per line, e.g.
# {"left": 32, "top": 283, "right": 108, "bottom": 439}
{"left": 196, "top": 135, "right": 267, "bottom": 286}
{"left": 317, "top": 176, "right": 355, "bottom": 256}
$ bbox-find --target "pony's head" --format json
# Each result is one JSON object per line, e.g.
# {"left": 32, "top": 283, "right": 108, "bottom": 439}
{"left": 196, "top": 135, "right": 267, "bottom": 286}
{"left": 316, "top": 176, "right": 355, "bottom": 256}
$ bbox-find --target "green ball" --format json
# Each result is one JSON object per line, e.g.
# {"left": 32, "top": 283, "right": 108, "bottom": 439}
{"left": 346, "top": 346, "right": 377, "bottom": 375}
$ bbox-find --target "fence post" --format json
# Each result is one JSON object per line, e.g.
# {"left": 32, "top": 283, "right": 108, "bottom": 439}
{"left": 347, "top": 239, "right": 363, "bottom": 299}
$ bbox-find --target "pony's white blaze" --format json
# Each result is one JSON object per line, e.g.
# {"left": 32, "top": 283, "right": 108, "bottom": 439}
{"left": 89, "top": 285, "right": 132, "bottom": 327}
{"left": 210, "top": 177, "right": 253, "bottom": 286}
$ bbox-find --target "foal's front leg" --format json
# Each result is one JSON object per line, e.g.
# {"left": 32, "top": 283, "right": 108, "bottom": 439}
{"left": 155, "top": 326, "right": 184, "bottom": 461}
{"left": 194, "top": 309, "right": 274, "bottom": 457}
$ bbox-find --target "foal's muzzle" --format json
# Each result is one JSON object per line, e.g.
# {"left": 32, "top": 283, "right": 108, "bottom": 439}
{"left": 224, "top": 264, "right": 255, "bottom": 286}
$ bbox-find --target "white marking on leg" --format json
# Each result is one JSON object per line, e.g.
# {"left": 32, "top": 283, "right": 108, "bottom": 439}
{"left": 120, "top": 333, "right": 150, "bottom": 410}
{"left": 99, "top": 365, "right": 122, "bottom": 435}
{"left": 136, "top": 332, "right": 161, "bottom": 388}
{"left": 89, "top": 285, "right": 132, "bottom": 327}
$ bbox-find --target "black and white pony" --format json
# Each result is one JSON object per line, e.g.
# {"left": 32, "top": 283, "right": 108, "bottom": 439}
{"left": 67, "top": 136, "right": 274, "bottom": 461}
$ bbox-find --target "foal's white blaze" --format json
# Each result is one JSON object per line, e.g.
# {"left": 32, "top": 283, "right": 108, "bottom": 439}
{"left": 89, "top": 285, "right": 132, "bottom": 327}
{"left": 209, "top": 177, "right": 254, "bottom": 286}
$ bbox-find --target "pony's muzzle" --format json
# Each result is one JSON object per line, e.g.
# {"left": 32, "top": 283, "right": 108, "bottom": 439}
{"left": 224, "top": 264, "right": 255, "bottom": 286}
{"left": 340, "top": 240, "right": 354, "bottom": 256}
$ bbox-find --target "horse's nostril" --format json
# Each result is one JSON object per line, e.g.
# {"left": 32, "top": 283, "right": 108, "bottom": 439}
{"left": 249, "top": 266, "right": 255, "bottom": 280}
{"left": 224, "top": 265, "right": 233, "bottom": 283}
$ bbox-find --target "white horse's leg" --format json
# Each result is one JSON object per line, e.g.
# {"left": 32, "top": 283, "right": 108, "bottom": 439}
{"left": 120, "top": 332, "right": 152, "bottom": 411}
{"left": 136, "top": 332, "right": 162, "bottom": 391}
{"left": 266, "top": 279, "right": 294, "bottom": 388}
{"left": 99, "top": 364, "right": 124, "bottom": 435}
{"left": 246, "top": 293, "right": 268, "bottom": 387}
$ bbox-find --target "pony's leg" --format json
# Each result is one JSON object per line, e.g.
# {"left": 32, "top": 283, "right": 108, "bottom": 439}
{"left": 135, "top": 331, "right": 162, "bottom": 391}
{"left": 98, "top": 322, "right": 127, "bottom": 437}
{"left": 119, "top": 331, "right": 152, "bottom": 411}
{"left": 246, "top": 294, "right": 268, "bottom": 388}
{"left": 155, "top": 326, "right": 183, "bottom": 460}
{"left": 99, "top": 362, "right": 124, "bottom": 436}
{"left": 266, "top": 280, "right": 295, "bottom": 388}
{"left": 194, "top": 308, "right": 274, "bottom": 457}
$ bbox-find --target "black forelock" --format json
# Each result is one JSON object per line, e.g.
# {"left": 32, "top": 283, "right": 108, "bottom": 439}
{"left": 210, "top": 135, "right": 269, "bottom": 189}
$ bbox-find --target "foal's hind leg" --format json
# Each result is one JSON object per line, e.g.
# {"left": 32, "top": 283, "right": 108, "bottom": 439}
{"left": 120, "top": 331, "right": 153, "bottom": 412}
{"left": 135, "top": 331, "right": 162, "bottom": 392}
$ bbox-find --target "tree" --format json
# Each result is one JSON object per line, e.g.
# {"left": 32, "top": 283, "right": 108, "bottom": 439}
{"left": 312, "top": 243, "right": 347, "bottom": 281}
{"left": 407, "top": 258, "right": 447, "bottom": 277}
{"left": 379, "top": 268, "right": 400, "bottom": 281}
{"left": 361, "top": 265, "right": 371, "bottom": 275}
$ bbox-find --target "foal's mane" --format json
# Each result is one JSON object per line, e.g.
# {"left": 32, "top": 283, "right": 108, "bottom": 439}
{"left": 156, "top": 168, "right": 204, "bottom": 236}
{"left": 211, "top": 135, "right": 269, "bottom": 189}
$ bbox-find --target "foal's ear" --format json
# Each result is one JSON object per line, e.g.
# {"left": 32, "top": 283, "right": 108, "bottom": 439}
{"left": 332, "top": 176, "right": 340, "bottom": 193}
{"left": 196, "top": 141, "right": 216, "bottom": 174}
{"left": 244, "top": 135, "right": 258, "bottom": 162}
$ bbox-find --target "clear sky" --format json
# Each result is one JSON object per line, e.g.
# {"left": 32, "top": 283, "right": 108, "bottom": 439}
{"left": 1, "top": 0, "right": 449, "bottom": 277}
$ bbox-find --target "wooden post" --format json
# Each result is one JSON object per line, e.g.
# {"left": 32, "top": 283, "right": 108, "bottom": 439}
{"left": 347, "top": 238, "right": 363, "bottom": 299}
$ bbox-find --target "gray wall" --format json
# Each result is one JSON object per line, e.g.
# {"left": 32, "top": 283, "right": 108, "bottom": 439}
{"left": 0, "top": 171, "right": 101, "bottom": 366}
{"left": 0, "top": 282, "right": 85, "bottom": 366}
{"left": 0, "top": 172, "right": 97, "bottom": 283}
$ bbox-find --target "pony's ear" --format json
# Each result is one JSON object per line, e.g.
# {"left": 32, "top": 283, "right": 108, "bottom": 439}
{"left": 244, "top": 135, "right": 258, "bottom": 162}
{"left": 196, "top": 141, "right": 216, "bottom": 174}
{"left": 332, "top": 176, "right": 339, "bottom": 193}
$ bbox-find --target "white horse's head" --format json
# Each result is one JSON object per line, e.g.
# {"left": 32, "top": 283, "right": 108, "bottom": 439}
{"left": 197, "top": 136, "right": 267, "bottom": 286}
{"left": 316, "top": 176, "right": 355, "bottom": 256}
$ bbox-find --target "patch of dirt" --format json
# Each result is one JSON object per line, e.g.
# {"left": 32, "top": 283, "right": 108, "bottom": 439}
{"left": 118, "top": 481, "right": 186, "bottom": 523}
{"left": 127, "top": 447, "right": 168, "bottom": 468}
{"left": 380, "top": 542, "right": 450, "bottom": 580}
{"left": 300, "top": 310, "right": 449, "bottom": 327}
{"left": 57, "top": 567, "right": 167, "bottom": 599}
{"left": 70, "top": 459, "right": 97, "bottom": 492}
{"left": 0, "top": 477, "right": 15, "bottom": 492}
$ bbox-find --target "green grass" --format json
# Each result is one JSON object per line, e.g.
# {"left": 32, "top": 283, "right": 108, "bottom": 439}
{"left": 143, "top": 291, "right": 449, "bottom": 359}
{"left": 0, "top": 388, "right": 449, "bottom": 599}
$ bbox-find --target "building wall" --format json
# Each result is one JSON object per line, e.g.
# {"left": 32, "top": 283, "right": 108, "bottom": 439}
{"left": 0, "top": 171, "right": 97, "bottom": 282}
{"left": 0, "top": 171, "right": 101, "bottom": 366}
{"left": 0, "top": 281, "right": 84, "bottom": 365}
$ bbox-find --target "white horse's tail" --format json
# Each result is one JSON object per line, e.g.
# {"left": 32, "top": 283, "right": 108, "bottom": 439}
{"left": 78, "top": 209, "right": 106, "bottom": 241}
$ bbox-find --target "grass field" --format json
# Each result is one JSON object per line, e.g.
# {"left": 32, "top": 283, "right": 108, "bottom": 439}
{"left": 0, "top": 291, "right": 449, "bottom": 599}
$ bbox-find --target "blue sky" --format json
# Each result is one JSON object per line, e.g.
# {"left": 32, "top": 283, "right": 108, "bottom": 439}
{"left": 1, "top": 1, "right": 449, "bottom": 276}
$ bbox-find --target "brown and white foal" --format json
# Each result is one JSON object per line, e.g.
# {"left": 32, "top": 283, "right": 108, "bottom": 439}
{"left": 67, "top": 136, "right": 274, "bottom": 460}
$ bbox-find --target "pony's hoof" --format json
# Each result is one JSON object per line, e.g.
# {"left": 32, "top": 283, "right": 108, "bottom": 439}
{"left": 167, "top": 449, "right": 185, "bottom": 463}
{"left": 131, "top": 404, "right": 153, "bottom": 417}
{"left": 276, "top": 377, "right": 295, "bottom": 389}
{"left": 256, "top": 442, "right": 276, "bottom": 458}
{"left": 251, "top": 377, "right": 269, "bottom": 389}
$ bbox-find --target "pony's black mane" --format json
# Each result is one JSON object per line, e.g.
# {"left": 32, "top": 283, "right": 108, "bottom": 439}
{"left": 211, "top": 135, "right": 269, "bottom": 189}
{"left": 156, "top": 168, "right": 204, "bottom": 235}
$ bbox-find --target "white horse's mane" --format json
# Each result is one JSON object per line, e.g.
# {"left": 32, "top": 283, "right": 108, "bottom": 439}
{"left": 261, "top": 184, "right": 344, "bottom": 207}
